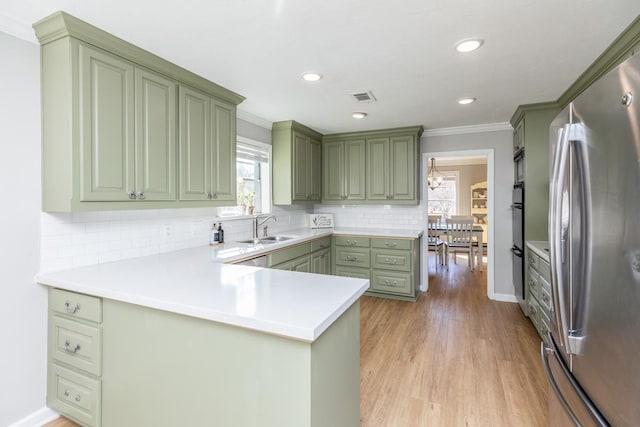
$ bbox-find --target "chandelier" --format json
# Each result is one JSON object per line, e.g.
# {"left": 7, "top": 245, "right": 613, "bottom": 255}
{"left": 427, "top": 157, "right": 444, "bottom": 190}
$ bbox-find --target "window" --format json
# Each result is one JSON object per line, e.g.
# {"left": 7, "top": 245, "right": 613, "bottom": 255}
{"left": 236, "top": 138, "right": 271, "bottom": 214}
{"left": 428, "top": 171, "right": 459, "bottom": 218}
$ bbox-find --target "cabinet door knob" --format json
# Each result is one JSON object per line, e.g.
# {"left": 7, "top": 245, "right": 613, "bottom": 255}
{"left": 137, "top": 191, "right": 145, "bottom": 199}
{"left": 212, "top": 193, "right": 218, "bottom": 199}
{"left": 207, "top": 192, "right": 212, "bottom": 200}
{"left": 64, "top": 300, "right": 80, "bottom": 314}
{"left": 64, "top": 339, "right": 81, "bottom": 353}
{"left": 128, "top": 191, "right": 137, "bottom": 199}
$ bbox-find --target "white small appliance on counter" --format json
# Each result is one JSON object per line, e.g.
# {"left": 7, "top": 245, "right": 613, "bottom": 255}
{"left": 308, "top": 213, "right": 334, "bottom": 229}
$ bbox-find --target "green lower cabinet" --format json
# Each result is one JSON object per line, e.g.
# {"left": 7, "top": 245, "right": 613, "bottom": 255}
{"left": 48, "top": 287, "right": 361, "bottom": 427}
{"left": 333, "top": 235, "right": 420, "bottom": 301}
{"left": 311, "top": 247, "right": 332, "bottom": 275}
{"left": 272, "top": 254, "right": 311, "bottom": 272}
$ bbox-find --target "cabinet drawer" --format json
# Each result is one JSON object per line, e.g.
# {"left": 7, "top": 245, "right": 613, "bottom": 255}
{"left": 528, "top": 268, "right": 540, "bottom": 301}
{"left": 526, "top": 250, "right": 539, "bottom": 272}
{"left": 371, "top": 249, "right": 411, "bottom": 272}
{"left": 50, "top": 289, "right": 102, "bottom": 323}
{"left": 51, "top": 315, "right": 102, "bottom": 376}
{"left": 539, "top": 309, "right": 551, "bottom": 343}
{"left": 49, "top": 363, "right": 101, "bottom": 427}
{"left": 527, "top": 297, "right": 540, "bottom": 327}
{"left": 335, "top": 266, "right": 371, "bottom": 288}
{"left": 310, "top": 236, "right": 332, "bottom": 252}
{"left": 539, "top": 259, "right": 551, "bottom": 283}
{"left": 371, "top": 271, "right": 412, "bottom": 296}
{"left": 267, "top": 243, "right": 311, "bottom": 267}
{"left": 539, "top": 281, "right": 552, "bottom": 314}
{"left": 371, "top": 238, "right": 411, "bottom": 251}
{"left": 334, "top": 236, "right": 370, "bottom": 248}
{"left": 335, "top": 247, "right": 370, "bottom": 268}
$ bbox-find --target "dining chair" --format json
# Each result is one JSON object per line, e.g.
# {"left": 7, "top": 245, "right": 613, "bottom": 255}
{"left": 446, "top": 215, "right": 475, "bottom": 269}
{"left": 427, "top": 215, "right": 445, "bottom": 271}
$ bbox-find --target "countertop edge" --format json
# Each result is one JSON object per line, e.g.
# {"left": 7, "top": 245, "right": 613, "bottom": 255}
{"left": 526, "top": 240, "right": 550, "bottom": 262}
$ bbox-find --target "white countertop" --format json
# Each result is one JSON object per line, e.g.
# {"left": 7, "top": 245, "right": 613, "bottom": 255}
{"left": 209, "top": 227, "right": 423, "bottom": 263}
{"left": 37, "top": 227, "right": 422, "bottom": 342}
{"left": 37, "top": 245, "right": 368, "bottom": 342}
{"left": 527, "top": 240, "right": 550, "bottom": 262}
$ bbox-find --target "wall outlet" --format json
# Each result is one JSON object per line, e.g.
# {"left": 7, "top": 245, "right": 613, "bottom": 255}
{"left": 164, "top": 224, "right": 172, "bottom": 239}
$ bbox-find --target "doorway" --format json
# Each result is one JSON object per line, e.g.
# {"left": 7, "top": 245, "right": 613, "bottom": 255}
{"left": 420, "top": 150, "right": 495, "bottom": 300}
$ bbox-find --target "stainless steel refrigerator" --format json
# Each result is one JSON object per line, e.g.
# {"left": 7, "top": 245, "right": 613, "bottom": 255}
{"left": 543, "top": 50, "right": 640, "bottom": 426}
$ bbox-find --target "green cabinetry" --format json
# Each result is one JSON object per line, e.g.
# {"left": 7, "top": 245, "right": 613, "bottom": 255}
{"left": 272, "top": 121, "right": 323, "bottom": 204}
{"left": 322, "top": 139, "right": 366, "bottom": 201}
{"left": 34, "top": 11, "right": 244, "bottom": 211}
{"left": 48, "top": 289, "right": 103, "bottom": 426}
{"left": 525, "top": 244, "right": 552, "bottom": 343}
{"left": 333, "top": 235, "right": 420, "bottom": 301}
{"left": 47, "top": 287, "right": 360, "bottom": 427}
{"left": 179, "top": 86, "right": 236, "bottom": 202}
{"left": 265, "top": 237, "right": 332, "bottom": 274}
{"left": 322, "top": 126, "right": 423, "bottom": 205}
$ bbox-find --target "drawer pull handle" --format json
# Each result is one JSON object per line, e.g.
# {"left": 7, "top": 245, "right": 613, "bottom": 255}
{"left": 384, "top": 258, "right": 398, "bottom": 265}
{"left": 64, "top": 301, "right": 80, "bottom": 314}
{"left": 385, "top": 242, "right": 397, "bottom": 247}
{"left": 346, "top": 256, "right": 358, "bottom": 262}
{"left": 383, "top": 280, "right": 398, "bottom": 286}
{"left": 63, "top": 389, "right": 81, "bottom": 402}
{"left": 346, "top": 240, "right": 358, "bottom": 246}
{"left": 64, "top": 339, "right": 81, "bottom": 353}
{"left": 542, "top": 294, "right": 550, "bottom": 303}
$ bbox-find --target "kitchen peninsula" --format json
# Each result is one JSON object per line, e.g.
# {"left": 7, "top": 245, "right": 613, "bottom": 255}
{"left": 37, "top": 241, "right": 367, "bottom": 427}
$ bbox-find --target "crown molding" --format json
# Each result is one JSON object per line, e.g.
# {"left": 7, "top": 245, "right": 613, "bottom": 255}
{"left": 0, "top": 12, "right": 37, "bottom": 43}
{"left": 422, "top": 122, "right": 512, "bottom": 137}
{"left": 236, "top": 109, "right": 273, "bottom": 130}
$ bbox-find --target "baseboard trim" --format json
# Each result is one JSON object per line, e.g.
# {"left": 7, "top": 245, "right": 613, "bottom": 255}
{"left": 489, "top": 293, "right": 518, "bottom": 303}
{"left": 8, "top": 407, "right": 59, "bottom": 427}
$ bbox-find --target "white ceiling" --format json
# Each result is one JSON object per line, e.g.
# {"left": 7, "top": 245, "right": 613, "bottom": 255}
{"left": 1, "top": 1, "right": 639, "bottom": 134}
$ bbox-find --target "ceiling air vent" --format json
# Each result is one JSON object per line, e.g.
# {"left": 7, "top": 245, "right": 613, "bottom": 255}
{"left": 351, "top": 91, "right": 377, "bottom": 103}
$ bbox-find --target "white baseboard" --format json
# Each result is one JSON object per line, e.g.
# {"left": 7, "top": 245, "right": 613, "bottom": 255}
{"left": 489, "top": 293, "right": 518, "bottom": 303}
{"left": 8, "top": 407, "right": 59, "bottom": 427}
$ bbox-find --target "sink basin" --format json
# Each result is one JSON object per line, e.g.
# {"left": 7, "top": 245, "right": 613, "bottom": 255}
{"left": 260, "top": 236, "right": 295, "bottom": 242}
{"left": 237, "top": 236, "right": 295, "bottom": 245}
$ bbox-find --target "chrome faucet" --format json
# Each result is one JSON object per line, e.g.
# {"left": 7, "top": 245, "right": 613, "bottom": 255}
{"left": 254, "top": 214, "right": 276, "bottom": 239}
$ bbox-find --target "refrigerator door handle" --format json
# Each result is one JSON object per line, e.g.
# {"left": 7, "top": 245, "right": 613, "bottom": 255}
{"left": 542, "top": 339, "right": 610, "bottom": 426}
{"left": 540, "top": 342, "right": 581, "bottom": 426}
{"left": 550, "top": 123, "right": 572, "bottom": 352}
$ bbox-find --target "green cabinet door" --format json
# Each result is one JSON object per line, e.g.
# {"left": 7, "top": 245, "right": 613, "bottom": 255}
{"left": 79, "top": 44, "right": 135, "bottom": 202}
{"left": 322, "top": 140, "right": 344, "bottom": 201}
{"left": 134, "top": 68, "right": 177, "bottom": 201}
{"left": 311, "top": 248, "right": 331, "bottom": 275}
{"left": 179, "top": 86, "right": 210, "bottom": 200}
{"left": 344, "top": 139, "right": 366, "bottom": 200}
{"left": 210, "top": 99, "right": 236, "bottom": 202}
{"left": 308, "top": 138, "right": 322, "bottom": 201}
{"left": 292, "top": 132, "right": 309, "bottom": 202}
{"left": 389, "top": 135, "right": 416, "bottom": 201}
{"left": 322, "top": 138, "right": 365, "bottom": 202}
{"left": 366, "top": 137, "right": 389, "bottom": 201}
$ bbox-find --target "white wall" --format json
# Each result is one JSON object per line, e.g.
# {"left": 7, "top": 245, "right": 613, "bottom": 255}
{"left": 0, "top": 32, "right": 47, "bottom": 426}
{"left": 422, "top": 129, "right": 515, "bottom": 296}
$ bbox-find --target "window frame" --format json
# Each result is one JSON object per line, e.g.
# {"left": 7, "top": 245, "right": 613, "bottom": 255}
{"left": 427, "top": 170, "right": 460, "bottom": 217}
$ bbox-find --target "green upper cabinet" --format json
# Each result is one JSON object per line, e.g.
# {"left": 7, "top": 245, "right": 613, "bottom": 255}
{"left": 322, "top": 139, "right": 366, "bottom": 202}
{"left": 323, "top": 126, "right": 422, "bottom": 205}
{"left": 79, "top": 46, "right": 177, "bottom": 203}
{"left": 179, "top": 86, "right": 236, "bottom": 202}
{"left": 34, "top": 11, "right": 244, "bottom": 211}
{"left": 272, "top": 121, "right": 323, "bottom": 204}
{"left": 79, "top": 44, "right": 136, "bottom": 202}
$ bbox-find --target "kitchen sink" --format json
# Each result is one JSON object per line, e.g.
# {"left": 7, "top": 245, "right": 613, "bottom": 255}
{"left": 260, "top": 236, "right": 295, "bottom": 242}
{"left": 238, "top": 236, "right": 295, "bottom": 245}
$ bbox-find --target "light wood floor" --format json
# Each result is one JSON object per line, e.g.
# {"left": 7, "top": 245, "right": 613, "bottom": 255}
{"left": 45, "top": 257, "right": 547, "bottom": 427}
{"left": 360, "top": 257, "right": 548, "bottom": 426}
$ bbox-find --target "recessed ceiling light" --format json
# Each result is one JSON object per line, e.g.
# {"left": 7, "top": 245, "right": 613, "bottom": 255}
{"left": 352, "top": 112, "right": 367, "bottom": 119}
{"left": 302, "top": 72, "right": 323, "bottom": 82}
{"left": 455, "top": 39, "right": 483, "bottom": 53}
{"left": 457, "top": 97, "right": 476, "bottom": 105}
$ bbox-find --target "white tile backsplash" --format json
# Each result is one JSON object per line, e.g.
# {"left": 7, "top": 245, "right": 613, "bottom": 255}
{"left": 40, "top": 205, "right": 311, "bottom": 271}
{"left": 40, "top": 203, "right": 424, "bottom": 271}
